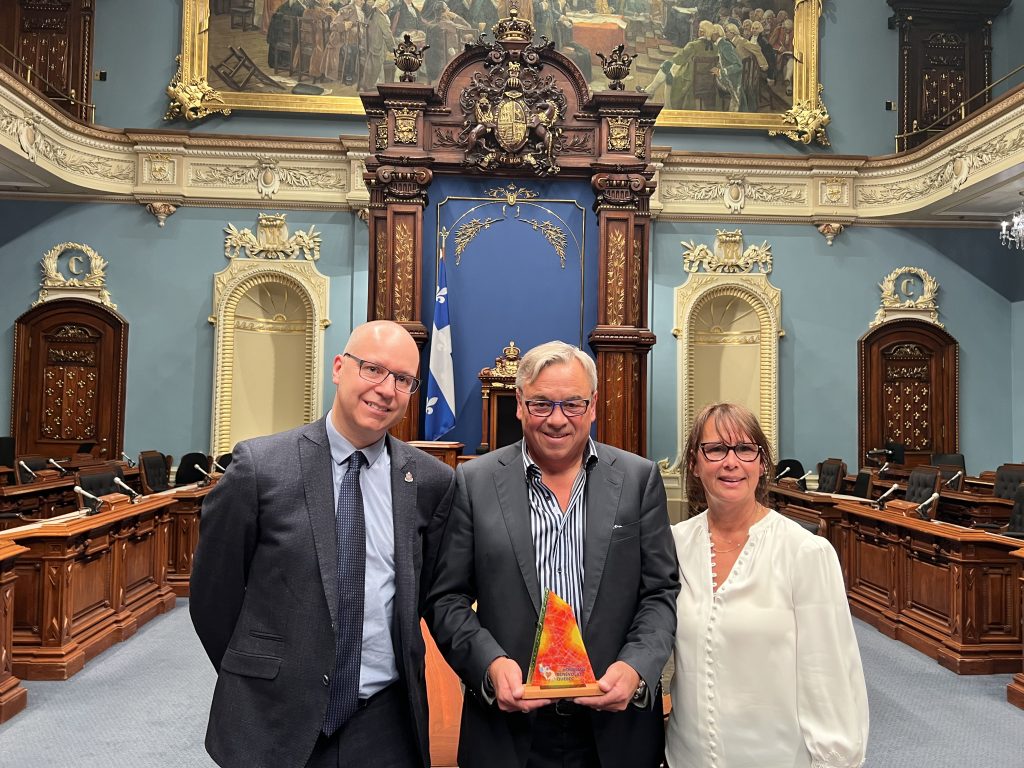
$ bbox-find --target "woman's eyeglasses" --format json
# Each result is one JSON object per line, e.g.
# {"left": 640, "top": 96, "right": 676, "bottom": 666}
{"left": 698, "top": 442, "right": 761, "bottom": 462}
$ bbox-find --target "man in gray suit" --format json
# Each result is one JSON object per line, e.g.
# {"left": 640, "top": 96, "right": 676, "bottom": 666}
{"left": 191, "top": 320, "right": 454, "bottom": 768}
{"left": 426, "top": 341, "right": 679, "bottom": 768}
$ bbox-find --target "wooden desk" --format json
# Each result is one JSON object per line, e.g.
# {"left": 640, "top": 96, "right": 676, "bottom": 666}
{"left": 833, "top": 499, "right": 1024, "bottom": 675}
{"left": 0, "top": 495, "right": 175, "bottom": 680}
{"left": 1009, "top": 546, "right": 1024, "bottom": 710}
{"left": 162, "top": 482, "right": 215, "bottom": 597}
{"left": 0, "top": 477, "right": 78, "bottom": 530}
{"left": 768, "top": 482, "right": 849, "bottom": 550}
{"left": 0, "top": 539, "right": 28, "bottom": 722}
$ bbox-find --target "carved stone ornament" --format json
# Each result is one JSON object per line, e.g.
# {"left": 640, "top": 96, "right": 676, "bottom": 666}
{"left": 164, "top": 55, "right": 231, "bottom": 122}
{"left": 816, "top": 222, "right": 845, "bottom": 245}
{"left": 145, "top": 201, "right": 178, "bottom": 227}
{"left": 870, "top": 266, "right": 943, "bottom": 328}
{"left": 224, "top": 214, "right": 321, "bottom": 260}
{"left": 458, "top": 8, "right": 566, "bottom": 177}
{"left": 768, "top": 86, "right": 831, "bottom": 147}
{"left": 682, "top": 230, "right": 772, "bottom": 274}
{"left": 33, "top": 243, "right": 116, "bottom": 308}
{"left": 596, "top": 44, "right": 638, "bottom": 91}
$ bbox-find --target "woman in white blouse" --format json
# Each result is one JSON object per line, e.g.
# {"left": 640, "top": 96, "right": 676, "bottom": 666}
{"left": 666, "top": 402, "right": 868, "bottom": 768}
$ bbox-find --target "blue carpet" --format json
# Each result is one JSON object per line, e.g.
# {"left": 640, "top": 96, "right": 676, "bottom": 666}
{"left": 1, "top": 600, "right": 1022, "bottom": 767}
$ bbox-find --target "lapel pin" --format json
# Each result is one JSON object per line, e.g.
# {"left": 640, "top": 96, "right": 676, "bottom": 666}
{"left": 404, "top": 471, "right": 414, "bottom": 483}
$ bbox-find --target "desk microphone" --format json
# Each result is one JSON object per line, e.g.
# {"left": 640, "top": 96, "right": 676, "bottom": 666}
{"left": 74, "top": 485, "right": 107, "bottom": 515}
{"left": 121, "top": 452, "right": 136, "bottom": 468}
{"left": 916, "top": 492, "right": 940, "bottom": 520}
{"left": 876, "top": 483, "right": 899, "bottom": 507}
{"left": 212, "top": 460, "right": 227, "bottom": 473}
{"left": 194, "top": 464, "right": 213, "bottom": 485}
{"left": 18, "top": 461, "right": 38, "bottom": 480}
{"left": 774, "top": 466, "right": 791, "bottom": 482}
{"left": 943, "top": 470, "right": 963, "bottom": 488}
{"left": 48, "top": 458, "right": 69, "bottom": 476}
{"left": 878, "top": 462, "right": 890, "bottom": 476}
{"left": 113, "top": 476, "right": 142, "bottom": 503}
{"left": 797, "top": 470, "right": 811, "bottom": 482}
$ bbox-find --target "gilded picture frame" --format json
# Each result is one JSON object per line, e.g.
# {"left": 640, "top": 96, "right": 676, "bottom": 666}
{"left": 174, "top": 0, "right": 823, "bottom": 133}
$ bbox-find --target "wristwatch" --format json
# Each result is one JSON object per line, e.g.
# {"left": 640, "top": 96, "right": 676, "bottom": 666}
{"left": 632, "top": 678, "right": 648, "bottom": 703}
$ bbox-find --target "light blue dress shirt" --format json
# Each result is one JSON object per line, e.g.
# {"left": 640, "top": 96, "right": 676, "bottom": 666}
{"left": 325, "top": 410, "right": 399, "bottom": 698}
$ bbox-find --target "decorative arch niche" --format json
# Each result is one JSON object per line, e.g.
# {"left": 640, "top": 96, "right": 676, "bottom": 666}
{"left": 210, "top": 257, "right": 329, "bottom": 457}
{"left": 661, "top": 231, "right": 782, "bottom": 516}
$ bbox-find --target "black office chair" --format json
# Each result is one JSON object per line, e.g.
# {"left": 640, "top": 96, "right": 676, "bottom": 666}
{"left": 816, "top": 458, "right": 847, "bottom": 494}
{"left": 175, "top": 452, "right": 211, "bottom": 486}
{"left": 1003, "top": 482, "right": 1024, "bottom": 540}
{"left": 75, "top": 462, "right": 127, "bottom": 510}
{"left": 905, "top": 466, "right": 941, "bottom": 506}
{"left": 139, "top": 451, "right": 173, "bottom": 494}
{"left": 15, "top": 455, "right": 48, "bottom": 484}
{"left": 993, "top": 464, "right": 1024, "bottom": 501}
{"left": 935, "top": 464, "right": 965, "bottom": 491}
{"left": 775, "top": 458, "right": 806, "bottom": 489}
{"left": 851, "top": 470, "right": 872, "bottom": 499}
{"left": 885, "top": 441, "right": 906, "bottom": 465}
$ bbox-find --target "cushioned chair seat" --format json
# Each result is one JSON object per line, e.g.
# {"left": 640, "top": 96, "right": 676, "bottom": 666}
{"left": 1004, "top": 482, "right": 1024, "bottom": 540}
{"left": 905, "top": 466, "right": 941, "bottom": 505}
{"left": 775, "top": 458, "right": 805, "bottom": 489}
{"left": 994, "top": 464, "right": 1024, "bottom": 501}
{"left": 175, "top": 452, "right": 211, "bottom": 486}
{"left": 139, "top": 451, "right": 172, "bottom": 494}
{"left": 815, "top": 458, "right": 847, "bottom": 494}
{"left": 15, "top": 455, "right": 48, "bottom": 484}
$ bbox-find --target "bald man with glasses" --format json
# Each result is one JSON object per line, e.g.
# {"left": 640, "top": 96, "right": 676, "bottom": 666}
{"left": 191, "top": 320, "right": 454, "bottom": 768}
{"left": 425, "top": 340, "right": 679, "bottom": 768}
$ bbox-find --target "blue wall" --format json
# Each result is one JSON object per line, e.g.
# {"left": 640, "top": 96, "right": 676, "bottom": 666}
{"left": 0, "top": 202, "right": 363, "bottom": 461}
{"left": 648, "top": 224, "right": 1013, "bottom": 476}
{"left": 1014, "top": 301, "right": 1024, "bottom": 462}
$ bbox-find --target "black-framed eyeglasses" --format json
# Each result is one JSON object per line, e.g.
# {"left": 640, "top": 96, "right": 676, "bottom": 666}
{"left": 699, "top": 442, "right": 761, "bottom": 462}
{"left": 522, "top": 398, "right": 592, "bottom": 418}
{"left": 343, "top": 352, "right": 420, "bottom": 394}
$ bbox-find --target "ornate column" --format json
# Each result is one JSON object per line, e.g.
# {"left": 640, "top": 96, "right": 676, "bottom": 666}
{"left": 363, "top": 82, "right": 437, "bottom": 441}
{"left": 588, "top": 92, "right": 659, "bottom": 456}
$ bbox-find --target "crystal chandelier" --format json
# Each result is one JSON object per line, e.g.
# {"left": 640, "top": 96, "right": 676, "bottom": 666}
{"left": 1000, "top": 203, "right": 1024, "bottom": 249}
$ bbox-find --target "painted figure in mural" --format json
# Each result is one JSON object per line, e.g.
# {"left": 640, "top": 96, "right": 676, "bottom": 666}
{"left": 710, "top": 23, "right": 741, "bottom": 111}
{"left": 725, "top": 22, "right": 766, "bottom": 112}
{"left": 361, "top": 0, "right": 396, "bottom": 90}
{"left": 190, "top": 320, "right": 454, "bottom": 768}
{"left": 425, "top": 341, "right": 679, "bottom": 768}
{"left": 449, "top": 0, "right": 500, "bottom": 37}
{"left": 665, "top": 402, "right": 869, "bottom": 768}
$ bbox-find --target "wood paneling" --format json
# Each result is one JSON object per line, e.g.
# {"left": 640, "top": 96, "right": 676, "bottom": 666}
{"left": 0, "top": 540, "right": 28, "bottom": 724}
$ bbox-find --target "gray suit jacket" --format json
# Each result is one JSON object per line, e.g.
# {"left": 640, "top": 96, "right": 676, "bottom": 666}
{"left": 190, "top": 417, "right": 454, "bottom": 768}
{"left": 425, "top": 440, "right": 679, "bottom": 768}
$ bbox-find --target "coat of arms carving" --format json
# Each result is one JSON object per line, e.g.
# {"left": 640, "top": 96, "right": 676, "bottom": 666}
{"left": 458, "top": 9, "right": 566, "bottom": 177}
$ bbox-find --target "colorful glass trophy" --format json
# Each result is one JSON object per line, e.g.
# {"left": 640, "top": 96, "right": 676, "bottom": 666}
{"left": 522, "top": 589, "right": 601, "bottom": 699}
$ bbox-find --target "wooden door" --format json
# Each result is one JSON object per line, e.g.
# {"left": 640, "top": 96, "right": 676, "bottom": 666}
{"left": 858, "top": 319, "right": 958, "bottom": 468}
{"left": 12, "top": 299, "right": 128, "bottom": 461}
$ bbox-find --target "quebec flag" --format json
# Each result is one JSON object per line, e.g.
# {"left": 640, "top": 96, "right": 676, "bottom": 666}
{"left": 424, "top": 254, "right": 456, "bottom": 440}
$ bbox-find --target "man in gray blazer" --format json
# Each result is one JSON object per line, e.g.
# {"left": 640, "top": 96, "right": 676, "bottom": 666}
{"left": 426, "top": 341, "right": 679, "bottom": 768}
{"left": 191, "top": 320, "right": 454, "bottom": 768}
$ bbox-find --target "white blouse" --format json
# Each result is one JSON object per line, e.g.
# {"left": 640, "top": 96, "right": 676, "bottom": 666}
{"left": 666, "top": 510, "right": 868, "bottom": 768}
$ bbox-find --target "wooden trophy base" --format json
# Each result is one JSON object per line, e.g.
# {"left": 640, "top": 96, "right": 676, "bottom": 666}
{"left": 522, "top": 682, "right": 602, "bottom": 700}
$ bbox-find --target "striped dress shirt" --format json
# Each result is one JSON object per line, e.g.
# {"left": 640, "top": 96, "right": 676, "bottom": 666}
{"left": 522, "top": 438, "right": 598, "bottom": 628}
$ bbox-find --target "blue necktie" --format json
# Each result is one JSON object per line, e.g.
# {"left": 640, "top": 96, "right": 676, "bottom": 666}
{"left": 323, "top": 450, "right": 366, "bottom": 736}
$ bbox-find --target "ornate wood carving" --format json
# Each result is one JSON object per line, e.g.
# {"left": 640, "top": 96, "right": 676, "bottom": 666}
{"left": 888, "top": 0, "right": 1011, "bottom": 151}
{"left": 0, "top": 541, "right": 28, "bottom": 723}
{"left": 360, "top": 9, "right": 661, "bottom": 453}
{"left": 858, "top": 319, "right": 958, "bottom": 469}
{"left": 13, "top": 298, "right": 128, "bottom": 461}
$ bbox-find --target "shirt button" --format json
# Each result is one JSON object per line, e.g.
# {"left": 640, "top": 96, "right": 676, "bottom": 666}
{"left": 322, "top": 675, "right": 330, "bottom": 686}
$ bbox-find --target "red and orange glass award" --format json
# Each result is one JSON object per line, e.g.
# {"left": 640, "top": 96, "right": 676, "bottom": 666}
{"left": 522, "top": 589, "right": 601, "bottom": 699}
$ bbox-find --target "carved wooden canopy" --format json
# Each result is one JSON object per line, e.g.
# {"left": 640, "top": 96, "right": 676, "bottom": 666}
{"left": 359, "top": 7, "right": 661, "bottom": 455}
